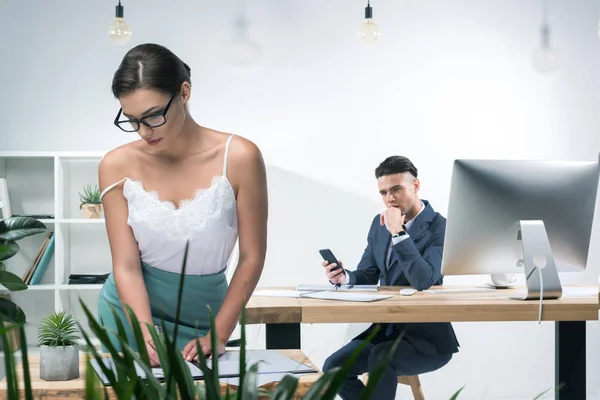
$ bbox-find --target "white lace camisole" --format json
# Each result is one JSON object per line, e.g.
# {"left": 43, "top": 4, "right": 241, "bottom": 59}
{"left": 100, "top": 135, "right": 238, "bottom": 275}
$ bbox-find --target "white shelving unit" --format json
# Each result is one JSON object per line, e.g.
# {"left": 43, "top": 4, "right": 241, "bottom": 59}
{"left": 0, "top": 151, "right": 110, "bottom": 346}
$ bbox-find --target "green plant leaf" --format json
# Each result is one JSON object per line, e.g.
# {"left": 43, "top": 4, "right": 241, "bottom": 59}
{"left": 359, "top": 329, "right": 406, "bottom": 400}
{"left": 0, "top": 217, "right": 47, "bottom": 241}
{"left": 0, "top": 241, "right": 19, "bottom": 262}
{"left": 0, "top": 270, "right": 28, "bottom": 291}
{"left": 320, "top": 326, "right": 380, "bottom": 400}
{"left": 449, "top": 385, "right": 465, "bottom": 400}
{"left": 270, "top": 374, "right": 299, "bottom": 400}
{"left": 237, "top": 307, "right": 247, "bottom": 400}
{"left": 0, "top": 261, "right": 6, "bottom": 272}
{"left": 37, "top": 311, "right": 80, "bottom": 347}
{"left": 241, "top": 361, "right": 261, "bottom": 400}
{"left": 18, "top": 323, "right": 33, "bottom": 400}
{"left": 0, "top": 297, "right": 26, "bottom": 324}
{"left": 84, "top": 353, "right": 107, "bottom": 400}
{"left": 302, "top": 368, "right": 338, "bottom": 399}
{"left": 0, "top": 316, "right": 18, "bottom": 399}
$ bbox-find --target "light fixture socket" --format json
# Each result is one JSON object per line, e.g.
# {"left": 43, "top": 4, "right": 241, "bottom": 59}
{"left": 364, "top": 2, "right": 373, "bottom": 19}
{"left": 115, "top": 0, "right": 124, "bottom": 18}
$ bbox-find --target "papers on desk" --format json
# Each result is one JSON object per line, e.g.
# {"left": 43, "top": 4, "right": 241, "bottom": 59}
{"left": 89, "top": 350, "right": 317, "bottom": 386}
{"left": 296, "top": 284, "right": 379, "bottom": 292}
{"left": 253, "top": 289, "right": 392, "bottom": 302}
{"left": 253, "top": 290, "right": 309, "bottom": 298}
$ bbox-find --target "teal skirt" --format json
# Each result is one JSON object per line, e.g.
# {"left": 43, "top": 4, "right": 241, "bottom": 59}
{"left": 97, "top": 263, "right": 228, "bottom": 352}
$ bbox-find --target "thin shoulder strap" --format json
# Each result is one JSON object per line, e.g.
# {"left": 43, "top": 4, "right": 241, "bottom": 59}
{"left": 100, "top": 177, "right": 128, "bottom": 201}
{"left": 222, "top": 134, "right": 235, "bottom": 177}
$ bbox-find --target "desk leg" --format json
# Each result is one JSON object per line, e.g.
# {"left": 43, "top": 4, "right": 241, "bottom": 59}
{"left": 555, "top": 321, "right": 585, "bottom": 400}
{"left": 265, "top": 323, "right": 301, "bottom": 349}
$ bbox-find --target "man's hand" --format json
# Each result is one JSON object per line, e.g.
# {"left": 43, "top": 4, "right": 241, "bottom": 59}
{"left": 322, "top": 260, "right": 345, "bottom": 284}
{"left": 182, "top": 334, "right": 226, "bottom": 362}
{"left": 380, "top": 208, "right": 406, "bottom": 235}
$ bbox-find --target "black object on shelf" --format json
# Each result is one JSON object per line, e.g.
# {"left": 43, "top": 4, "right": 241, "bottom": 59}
{"left": 68, "top": 273, "right": 109, "bottom": 285}
{"left": 12, "top": 214, "right": 55, "bottom": 219}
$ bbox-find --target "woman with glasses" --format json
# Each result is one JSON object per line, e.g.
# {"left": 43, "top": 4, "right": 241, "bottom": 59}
{"left": 97, "top": 43, "right": 268, "bottom": 366}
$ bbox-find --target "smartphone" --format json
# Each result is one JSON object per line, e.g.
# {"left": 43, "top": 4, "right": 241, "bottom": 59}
{"left": 319, "top": 249, "right": 342, "bottom": 272}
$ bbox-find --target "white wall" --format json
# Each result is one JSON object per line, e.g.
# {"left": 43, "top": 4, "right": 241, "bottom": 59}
{"left": 1, "top": 0, "right": 599, "bottom": 398}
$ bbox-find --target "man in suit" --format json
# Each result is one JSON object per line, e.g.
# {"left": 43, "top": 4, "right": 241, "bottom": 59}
{"left": 322, "top": 155, "right": 459, "bottom": 400}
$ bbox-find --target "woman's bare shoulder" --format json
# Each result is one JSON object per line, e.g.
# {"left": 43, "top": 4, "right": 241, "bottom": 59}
{"left": 100, "top": 141, "right": 144, "bottom": 175}
{"left": 226, "top": 134, "right": 263, "bottom": 165}
{"left": 99, "top": 141, "right": 145, "bottom": 185}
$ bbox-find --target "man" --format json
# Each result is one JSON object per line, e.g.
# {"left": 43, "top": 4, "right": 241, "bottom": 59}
{"left": 322, "top": 156, "right": 459, "bottom": 400}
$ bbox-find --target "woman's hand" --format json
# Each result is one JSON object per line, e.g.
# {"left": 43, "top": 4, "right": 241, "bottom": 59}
{"left": 146, "top": 339, "right": 161, "bottom": 367}
{"left": 182, "top": 334, "right": 226, "bottom": 362}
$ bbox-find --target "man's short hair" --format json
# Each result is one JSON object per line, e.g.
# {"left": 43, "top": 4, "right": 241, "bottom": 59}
{"left": 375, "top": 156, "right": 418, "bottom": 179}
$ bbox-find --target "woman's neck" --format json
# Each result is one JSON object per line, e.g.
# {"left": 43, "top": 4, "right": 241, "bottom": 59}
{"left": 159, "top": 116, "right": 204, "bottom": 161}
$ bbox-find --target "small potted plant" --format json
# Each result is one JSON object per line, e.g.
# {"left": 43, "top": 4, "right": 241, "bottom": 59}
{"left": 38, "top": 311, "right": 81, "bottom": 381}
{"left": 79, "top": 184, "right": 102, "bottom": 219}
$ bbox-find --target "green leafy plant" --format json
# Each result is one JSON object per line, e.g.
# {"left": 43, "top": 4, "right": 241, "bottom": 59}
{"left": 79, "top": 184, "right": 101, "bottom": 208}
{"left": 0, "top": 216, "right": 47, "bottom": 324}
{"left": 37, "top": 311, "right": 80, "bottom": 347}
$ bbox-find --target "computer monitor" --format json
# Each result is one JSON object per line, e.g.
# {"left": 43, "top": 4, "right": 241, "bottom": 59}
{"left": 440, "top": 156, "right": 599, "bottom": 299}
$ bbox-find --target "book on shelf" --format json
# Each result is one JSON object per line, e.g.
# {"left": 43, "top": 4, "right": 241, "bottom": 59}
{"left": 22, "top": 232, "right": 54, "bottom": 285}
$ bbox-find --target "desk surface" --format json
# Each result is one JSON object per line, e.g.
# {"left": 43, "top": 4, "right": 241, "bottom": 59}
{"left": 0, "top": 350, "right": 321, "bottom": 400}
{"left": 245, "top": 285, "right": 599, "bottom": 324}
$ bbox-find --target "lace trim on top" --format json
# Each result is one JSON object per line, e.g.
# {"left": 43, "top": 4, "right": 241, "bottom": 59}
{"left": 123, "top": 175, "right": 236, "bottom": 239}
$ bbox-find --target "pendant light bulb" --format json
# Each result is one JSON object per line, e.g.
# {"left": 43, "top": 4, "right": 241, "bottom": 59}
{"left": 359, "top": 1, "right": 380, "bottom": 43}
{"left": 108, "top": 0, "right": 132, "bottom": 45}
{"left": 223, "top": 16, "right": 262, "bottom": 66}
{"left": 530, "top": 24, "right": 559, "bottom": 74}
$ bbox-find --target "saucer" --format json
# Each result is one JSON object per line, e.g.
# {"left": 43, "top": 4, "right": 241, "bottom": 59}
{"left": 484, "top": 282, "right": 515, "bottom": 289}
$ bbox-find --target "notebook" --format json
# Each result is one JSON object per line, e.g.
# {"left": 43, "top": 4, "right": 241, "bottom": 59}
{"left": 90, "top": 350, "right": 317, "bottom": 385}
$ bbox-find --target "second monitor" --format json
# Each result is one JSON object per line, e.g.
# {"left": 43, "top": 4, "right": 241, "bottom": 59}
{"left": 440, "top": 156, "right": 599, "bottom": 299}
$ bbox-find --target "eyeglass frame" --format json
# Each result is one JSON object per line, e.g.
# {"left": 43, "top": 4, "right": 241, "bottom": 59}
{"left": 113, "top": 92, "right": 177, "bottom": 133}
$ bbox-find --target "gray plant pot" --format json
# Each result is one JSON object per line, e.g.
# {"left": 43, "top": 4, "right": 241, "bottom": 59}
{"left": 39, "top": 345, "right": 79, "bottom": 381}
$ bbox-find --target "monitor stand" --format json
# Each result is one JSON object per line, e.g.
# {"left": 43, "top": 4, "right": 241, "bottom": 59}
{"left": 510, "top": 220, "right": 562, "bottom": 300}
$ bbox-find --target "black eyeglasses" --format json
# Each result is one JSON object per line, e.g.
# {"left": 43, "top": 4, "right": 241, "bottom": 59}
{"left": 114, "top": 93, "right": 177, "bottom": 133}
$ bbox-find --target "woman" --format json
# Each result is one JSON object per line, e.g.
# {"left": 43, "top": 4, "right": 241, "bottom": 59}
{"left": 97, "top": 43, "right": 268, "bottom": 366}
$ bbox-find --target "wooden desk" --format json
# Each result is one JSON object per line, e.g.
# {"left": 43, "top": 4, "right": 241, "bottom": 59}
{"left": 0, "top": 350, "right": 321, "bottom": 400}
{"left": 245, "top": 285, "right": 598, "bottom": 400}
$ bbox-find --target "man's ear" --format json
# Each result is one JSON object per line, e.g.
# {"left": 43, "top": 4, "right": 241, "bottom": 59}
{"left": 413, "top": 178, "right": 420, "bottom": 192}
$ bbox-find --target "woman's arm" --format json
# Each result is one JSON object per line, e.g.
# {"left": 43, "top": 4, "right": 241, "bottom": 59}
{"left": 99, "top": 148, "right": 154, "bottom": 341}
{"left": 213, "top": 137, "right": 268, "bottom": 344}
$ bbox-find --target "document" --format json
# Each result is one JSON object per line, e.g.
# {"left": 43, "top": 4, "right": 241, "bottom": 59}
{"left": 253, "top": 289, "right": 391, "bottom": 302}
{"left": 253, "top": 290, "right": 311, "bottom": 298}
{"left": 90, "top": 350, "right": 317, "bottom": 385}
{"left": 300, "top": 291, "right": 392, "bottom": 302}
{"left": 296, "top": 284, "right": 379, "bottom": 292}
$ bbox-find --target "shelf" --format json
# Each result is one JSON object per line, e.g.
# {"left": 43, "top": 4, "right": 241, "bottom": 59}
{"left": 0, "top": 152, "right": 107, "bottom": 348}
{"left": 58, "top": 219, "right": 105, "bottom": 224}
{"left": 36, "top": 219, "right": 105, "bottom": 224}
{"left": 57, "top": 284, "right": 104, "bottom": 290}
{"left": 25, "top": 284, "right": 55, "bottom": 291}
{"left": 0, "top": 284, "right": 55, "bottom": 292}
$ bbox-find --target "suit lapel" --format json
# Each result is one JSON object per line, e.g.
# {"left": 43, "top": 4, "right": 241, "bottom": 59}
{"left": 385, "top": 201, "right": 436, "bottom": 285}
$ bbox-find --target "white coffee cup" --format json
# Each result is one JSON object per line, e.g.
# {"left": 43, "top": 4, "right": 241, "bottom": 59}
{"left": 490, "top": 273, "right": 517, "bottom": 287}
